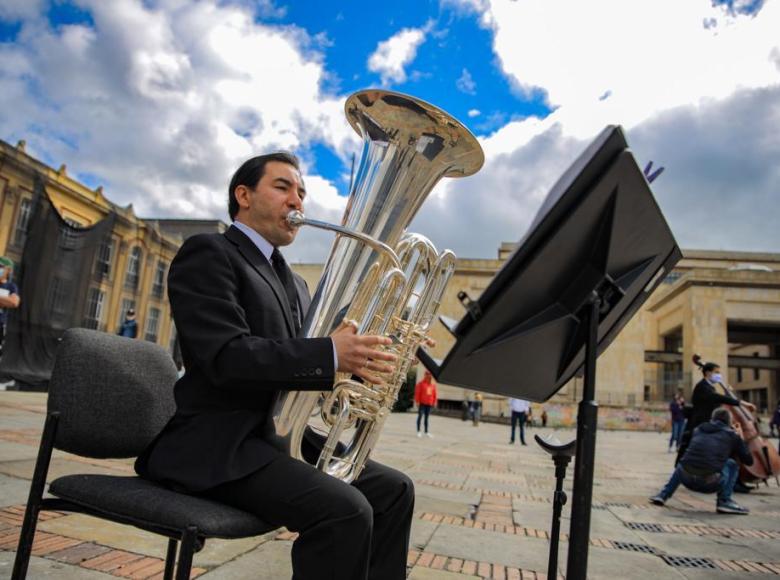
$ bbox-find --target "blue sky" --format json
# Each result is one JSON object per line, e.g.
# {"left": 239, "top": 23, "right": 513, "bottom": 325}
{"left": 1, "top": 0, "right": 551, "bottom": 189}
{"left": 271, "top": 1, "right": 551, "bottom": 184}
{"left": 0, "top": 0, "right": 778, "bottom": 261}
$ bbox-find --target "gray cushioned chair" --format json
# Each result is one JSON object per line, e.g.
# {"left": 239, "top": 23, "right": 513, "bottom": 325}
{"left": 12, "top": 328, "right": 275, "bottom": 579}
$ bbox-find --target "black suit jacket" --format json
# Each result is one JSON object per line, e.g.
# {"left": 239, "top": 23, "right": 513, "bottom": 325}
{"left": 135, "top": 225, "right": 335, "bottom": 492}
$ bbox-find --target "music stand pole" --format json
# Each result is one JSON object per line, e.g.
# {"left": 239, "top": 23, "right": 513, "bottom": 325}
{"left": 566, "top": 293, "right": 601, "bottom": 579}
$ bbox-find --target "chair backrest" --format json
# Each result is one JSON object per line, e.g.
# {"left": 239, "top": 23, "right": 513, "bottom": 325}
{"left": 47, "top": 328, "right": 178, "bottom": 459}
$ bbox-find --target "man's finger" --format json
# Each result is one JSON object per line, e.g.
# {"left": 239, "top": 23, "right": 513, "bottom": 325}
{"left": 335, "top": 320, "right": 358, "bottom": 334}
{"left": 365, "top": 360, "right": 395, "bottom": 374}
{"left": 358, "top": 335, "right": 393, "bottom": 346}
{"left": 365, "top": 349, "right": 397, "bottom": 363}
{"left": 355, "top": 368, "right": 386, "bottom": 386}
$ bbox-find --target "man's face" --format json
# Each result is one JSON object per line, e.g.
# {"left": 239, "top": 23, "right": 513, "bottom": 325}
{"left": 0, "top": 267, "right": 10, "bottom": 282}
{"left": 235, "top": 161, "right": 306, "bottom": 247}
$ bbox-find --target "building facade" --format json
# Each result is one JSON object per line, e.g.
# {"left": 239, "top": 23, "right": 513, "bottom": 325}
{"left": 292, "top": 245, "right": 780, "bottom": 419}
{"left": 1, "top": 139, "right": 184, "bottom": 357}
{"left": 2, "top": 137, "right": 777, "bottom": 414}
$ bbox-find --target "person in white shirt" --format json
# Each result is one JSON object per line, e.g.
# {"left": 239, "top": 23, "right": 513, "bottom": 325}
{"left": 509, "top": 398, "right": 531, "bottom": 445}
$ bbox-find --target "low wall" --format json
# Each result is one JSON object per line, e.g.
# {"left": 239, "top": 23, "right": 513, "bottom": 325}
{"left": 542, "top": 403, "right": 669, "bottom": 431}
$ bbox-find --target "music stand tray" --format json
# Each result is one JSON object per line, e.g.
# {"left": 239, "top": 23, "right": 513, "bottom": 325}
{"left": 418, "top": 125, "right": 681, "bottom": 579}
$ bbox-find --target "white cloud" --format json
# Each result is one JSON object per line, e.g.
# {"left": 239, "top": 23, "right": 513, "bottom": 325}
{"left": 456, "top": 68, "right": 476, "bottom": 94}
{"left": 367, "top": 25, "right": 428, "bottom": 85}
{"left": 0, "top": 0, "right": 45, "bottom": 21}
{"left": 484, "top": 0, "right": 780, "bottom": 142}
{"left": 0, "top": 0, "right": 358, "bottom": 261}
{"left": 2, "top": 0, "right": 779, "bottom": 267}
{"left": 406, "top": 0, "right": 780, "bottom": 258}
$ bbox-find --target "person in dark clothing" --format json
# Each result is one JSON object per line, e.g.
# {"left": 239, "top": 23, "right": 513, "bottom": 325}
{"left": 135, "top": 153, "right": 410, "bottom": 580}
{"left": 770, "top": 402, "right": 780, "bottom": 438}
{"left": 668, "top": 390, "right": 686, "bottom": 452}
{"left": 117, "top": 309, "right": 138, "bottom": 338}
{"left": 0, "top": 257, "right": 21, "bottom": 359}
{"left": 676, "top": 361, "right": 754, "bottom": 465}
{"left": 651, "top": 408, "right": 753, "bottom": 514}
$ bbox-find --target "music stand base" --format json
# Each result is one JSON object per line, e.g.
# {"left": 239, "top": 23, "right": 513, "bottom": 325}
{"left": 535, "top": 434, "right": 576, "bottom": 580}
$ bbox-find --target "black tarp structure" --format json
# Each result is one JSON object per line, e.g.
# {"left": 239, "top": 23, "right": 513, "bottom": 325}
{"left": 0, "top": 173, "right": 116, "bottom": 387}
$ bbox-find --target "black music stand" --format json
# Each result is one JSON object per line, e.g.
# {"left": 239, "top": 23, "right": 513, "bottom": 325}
{"left": 418, "top": 125, "right": 681, "bottom": 579}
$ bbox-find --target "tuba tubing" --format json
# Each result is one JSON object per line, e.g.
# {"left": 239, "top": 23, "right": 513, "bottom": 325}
{"left": 264, "top": 89, "right": 484, "bottom": 483}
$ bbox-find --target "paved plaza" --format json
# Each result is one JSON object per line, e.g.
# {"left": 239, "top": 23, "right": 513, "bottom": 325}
{"left": 0, "top": 390, "right": 779, "bottom": 579}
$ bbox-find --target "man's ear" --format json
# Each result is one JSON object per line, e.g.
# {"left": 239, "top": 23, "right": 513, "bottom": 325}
{"left": 234, "top": 185, "right": 252, "bottom": 210}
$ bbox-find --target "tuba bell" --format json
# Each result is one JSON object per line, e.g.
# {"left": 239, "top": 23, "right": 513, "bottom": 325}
{"left": 265, "top": 89, "right": 484, "bottom": 483}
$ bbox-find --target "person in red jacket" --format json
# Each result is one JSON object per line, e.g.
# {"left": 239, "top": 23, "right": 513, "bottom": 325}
{"left": 415, "top": 370, "right": 438, "bottom": 437}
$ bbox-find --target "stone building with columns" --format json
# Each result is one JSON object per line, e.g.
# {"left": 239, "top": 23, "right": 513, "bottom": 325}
{"left": 2, "top": 137, "right": 777, "bottom": 413}
{"left": 293, "top": 244, "right": 780, "bottom": 419}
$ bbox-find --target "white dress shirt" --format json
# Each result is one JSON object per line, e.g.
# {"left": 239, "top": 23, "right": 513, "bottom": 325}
{"left": 510, "top": 398, "right": 531, "bottom": 413}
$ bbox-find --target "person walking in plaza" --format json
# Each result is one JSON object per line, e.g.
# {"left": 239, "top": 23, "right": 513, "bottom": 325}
{"left": 472, "top": 392, "right": 483, "bottom": 426}
{"left": 414, "top": 370, "right": 437, "bottom": 437}
{"left": 509, "top": 398, "right": 530, "bottom": 445}
{"left": 117, "top": 308, "right": 138, "bottom": 338}
{"left": 770, "top": 401, "right": 780, "bottom": 438}
{"left": 0, "top": 257, "right": 20, "bottom": 360}
{"left": 650, "top": 408, "right": 753, "bottom": 514}
{"left": 669, "top": 389, "right": 686, "bottom": 453}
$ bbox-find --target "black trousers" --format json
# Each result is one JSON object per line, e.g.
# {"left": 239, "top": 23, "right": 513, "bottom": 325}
{"left": 203, "top": 454, "right": 414, "bottom": 580}
{"left": 510, "top": 411, "right": 527, "bottom": 444}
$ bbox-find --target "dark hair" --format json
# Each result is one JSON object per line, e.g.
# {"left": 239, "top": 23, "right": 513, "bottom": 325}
{"left": 228, "top": 152, "right": 300, "bottom": 219}
{"left": 702, "top": 362, "right": 720, "bottom": 374}
{"left": 712, "top": 407, "right": 731, "bottom": 424}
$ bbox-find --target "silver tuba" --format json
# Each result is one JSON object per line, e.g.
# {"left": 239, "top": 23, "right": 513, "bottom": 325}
{"left": 265, "top": 89, "right": 484, "bottom": 483}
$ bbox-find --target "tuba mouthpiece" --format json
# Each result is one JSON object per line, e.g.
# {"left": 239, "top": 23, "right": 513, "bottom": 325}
{"left": 286, "top": 210, "right": 305, "bottom": 227}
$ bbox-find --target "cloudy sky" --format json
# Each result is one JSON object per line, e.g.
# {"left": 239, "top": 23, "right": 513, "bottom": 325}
{"left": 0, "top": 0, "right": 777, "bottom": 262}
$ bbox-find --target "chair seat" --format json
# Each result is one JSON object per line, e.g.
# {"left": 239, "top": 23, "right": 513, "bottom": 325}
{"left": 49, "top": 474, "right": 276, "bottom": 538}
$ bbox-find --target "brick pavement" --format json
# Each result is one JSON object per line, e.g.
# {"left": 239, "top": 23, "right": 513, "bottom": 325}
{"left": 0, "top": 390, "right": 779, "bottom": 579}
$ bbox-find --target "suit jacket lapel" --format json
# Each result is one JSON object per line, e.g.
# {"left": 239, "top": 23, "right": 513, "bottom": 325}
{"left": 224, "top": 225, "right": 296, "bottom": 336}
{"left": 295, "top": 276, "right": 310, "bottom": 316}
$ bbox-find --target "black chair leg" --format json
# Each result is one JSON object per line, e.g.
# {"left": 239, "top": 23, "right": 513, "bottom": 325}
{"left": 175, "top": 526, "right": 198, "bottom": 580}
{"left": 12, "top": 413, "right": 59, "bottom": 580}
{"left": 164, "top": 538, "right": 178, "bottom": 580}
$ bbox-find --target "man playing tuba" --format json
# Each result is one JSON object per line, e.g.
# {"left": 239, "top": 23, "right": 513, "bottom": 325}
{"left": 135, "top": 152, "right": 415, "bottom": 580}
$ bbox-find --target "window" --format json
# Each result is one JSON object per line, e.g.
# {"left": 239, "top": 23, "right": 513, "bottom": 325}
{"left": 95, "top": 236, "right": 115, "bottom": 280}
{"left": 47, "top": 277, "right": 70, "bottom": 319}
{"left": 152, "top": 260, "right": 166, "bottom": 298}
{"left": 117, "top": 298, "right": 136, "bottom": 332}
{"left": 83, "top": 288, "right": 105, "bottom": 330}
{"left": 59, "top": 218, "right": 81, "bottom": 250}
{"left": 144, "top": 307, "right": 161, "bottom": 343}
{"left": 663, "top": 271, "right": 683, "bottom": 285}
{"left": 13, "top": 197, "right": 33, "bottom": 247}
{"left": 753, "top": 352, "right": 760, "bottom": 380}
{"left": 125, "top": 246, "right": 142, "bottom": 290}
{"left": 737, "top": 367, "right": 743, "bottom": 383}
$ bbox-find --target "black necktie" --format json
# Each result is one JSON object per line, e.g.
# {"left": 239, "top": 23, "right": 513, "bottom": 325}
{"left": 271, "top": 248, "right": 300, "bottom": 331}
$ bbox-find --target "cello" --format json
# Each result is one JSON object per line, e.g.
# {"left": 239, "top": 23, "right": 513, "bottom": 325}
{"left": 693, "top": 354, "right": 780, "bottom": 486}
